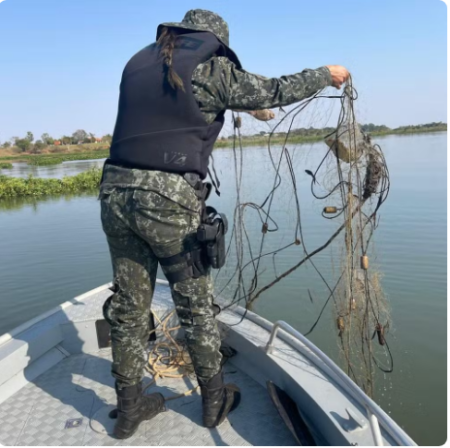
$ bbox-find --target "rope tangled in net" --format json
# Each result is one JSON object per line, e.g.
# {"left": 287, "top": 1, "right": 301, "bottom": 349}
{"left": 214, "top": 77, "right": 393, "bottom": 397}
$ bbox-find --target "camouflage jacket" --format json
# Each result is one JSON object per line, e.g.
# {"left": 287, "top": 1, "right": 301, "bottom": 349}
{"left": 101, "top": 57, "right": 331, "bottom": 189}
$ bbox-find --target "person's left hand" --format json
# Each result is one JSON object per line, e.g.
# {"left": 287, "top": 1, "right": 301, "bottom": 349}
{"left": 248, "top": 109, "right": 275, "bottom": 121}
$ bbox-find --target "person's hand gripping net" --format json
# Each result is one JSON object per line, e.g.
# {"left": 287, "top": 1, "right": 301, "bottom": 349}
{"left": 326, "top": 65, "right": 350, "bottom": 89}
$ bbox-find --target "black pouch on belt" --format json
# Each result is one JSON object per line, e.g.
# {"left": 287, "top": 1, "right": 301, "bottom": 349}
{"left": 197, "top": 206, "right": 228, "bottom": 269}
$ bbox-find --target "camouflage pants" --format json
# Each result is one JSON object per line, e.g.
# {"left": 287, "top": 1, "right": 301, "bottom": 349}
{"left": 100, "top": 171, "right": 222, "bottom": 388}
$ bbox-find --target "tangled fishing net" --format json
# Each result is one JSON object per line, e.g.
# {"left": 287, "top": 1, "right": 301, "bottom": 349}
{"left": 213, "top": 78, "right": 393, "bottom": 397}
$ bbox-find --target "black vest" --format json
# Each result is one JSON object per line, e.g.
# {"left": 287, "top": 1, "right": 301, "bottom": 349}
{"left": 110, "top": 32, "right": 232, "bottom": 179}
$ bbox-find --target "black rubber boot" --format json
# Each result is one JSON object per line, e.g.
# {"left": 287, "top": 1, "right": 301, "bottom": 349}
{"left": 198, "top": 370, "right": 241, "bottom": 428}
{"left": 114, "top": 382, "right": 165, "bottom": 439}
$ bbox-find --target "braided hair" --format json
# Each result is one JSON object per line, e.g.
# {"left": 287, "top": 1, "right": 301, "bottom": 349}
{"left": 157, "top": 27, "right": 185, "bottom": 92}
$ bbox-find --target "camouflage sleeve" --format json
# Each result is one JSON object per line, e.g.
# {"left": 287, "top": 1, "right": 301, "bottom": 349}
{"left": 226, "top": 63, "right": 332, "bottom": 111}
{"left": 192, "top": 57, "right": 332, "bottom": 120}
{"left": 192, "top": 57, "right": 230, "bottom": 124}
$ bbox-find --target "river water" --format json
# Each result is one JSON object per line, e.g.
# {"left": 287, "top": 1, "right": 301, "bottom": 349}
{"left": 0, "top": 133, "right": 446, "bottom": 445}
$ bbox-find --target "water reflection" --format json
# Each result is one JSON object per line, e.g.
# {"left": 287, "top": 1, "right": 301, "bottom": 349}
{"left": 1, "top": 158, "right": 105, "bottom": 179}
{"left": 0, "top": 193, "right": 98, "bottom": 212}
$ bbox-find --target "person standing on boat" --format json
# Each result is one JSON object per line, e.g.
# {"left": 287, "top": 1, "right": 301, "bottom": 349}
{"left": 100, "top": 8, "right": 349, "bottom": 439}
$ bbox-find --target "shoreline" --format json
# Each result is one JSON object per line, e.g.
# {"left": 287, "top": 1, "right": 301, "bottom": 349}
{"left": 214, "top": 127, "right": 447, "bottom": 149}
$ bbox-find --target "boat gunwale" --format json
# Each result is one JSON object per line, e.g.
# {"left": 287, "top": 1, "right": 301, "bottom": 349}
{"left": 0, "top": 282, "right": 114, "bottom": 347}
{"left": 230, "top": 307, "right": 416, "bottom": 446}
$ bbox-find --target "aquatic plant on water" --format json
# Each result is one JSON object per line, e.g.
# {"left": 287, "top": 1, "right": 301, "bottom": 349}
{"left": 0, "top": 168, "right": 102, "bottom": 198}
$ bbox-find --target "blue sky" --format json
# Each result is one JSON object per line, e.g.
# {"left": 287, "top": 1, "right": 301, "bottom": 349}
{"left": 0, "top": 0, "right": 446, "bottom": 141}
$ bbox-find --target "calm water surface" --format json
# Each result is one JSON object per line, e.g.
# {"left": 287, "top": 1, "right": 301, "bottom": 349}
{"left": 0, "top": 133, "right": 446, "bottom": 445}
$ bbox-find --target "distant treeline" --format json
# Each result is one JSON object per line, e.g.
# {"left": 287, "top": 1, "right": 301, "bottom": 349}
{"left": 235, "top": 121, "right": 447, "bottom": 140}
{"left": 361, "top": 122, "right": 447, "bottom": 134}
{"left": 0, "top": 129, "right": 111, "bottom": 153}
{"left": 213, "top": 121, "right": 447, "bottom": 148}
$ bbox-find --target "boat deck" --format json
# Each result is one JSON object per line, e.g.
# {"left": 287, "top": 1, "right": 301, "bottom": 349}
{"left": 0, "top": 291, "right": 296, "bottom": 446}
{"left": 0, "top": 282, "right": 416, "bottom": 446}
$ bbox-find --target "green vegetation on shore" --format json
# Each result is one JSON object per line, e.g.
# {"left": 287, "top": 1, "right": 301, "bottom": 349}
{"left": 0, "top": 163, "right": 13, "bottom": 169}
{"left": 0, "top": 128, "right": 110, "bottom": 166}
{"left": 0, "top": 149, "right": 109, "bottom": 167}
{"left": 214, "top": 133, "right": 330, "bottom": 148}
{"left": 214, "top": 121, "right": 447, "bottom": 148}
{"left": 1, "top": 129, "right": 111, "bottom": 152}
{"left": 362, "top": 121, "right": 447, "bottom": 136}
{"left": 0, "top": 168, "right": 102, "bottom": 198}
{"left": 27, "top": 150, "right": 109, "bottom": 166}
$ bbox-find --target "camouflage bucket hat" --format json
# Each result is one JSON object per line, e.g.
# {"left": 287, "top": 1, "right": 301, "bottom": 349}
{"left": 157, "top": 9, "right": 241, "bottom": 68}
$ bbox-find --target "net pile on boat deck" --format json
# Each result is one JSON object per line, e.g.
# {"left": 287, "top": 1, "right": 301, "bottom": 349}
{"left": 213, "top": 79, "right": 393, "bottom": 397}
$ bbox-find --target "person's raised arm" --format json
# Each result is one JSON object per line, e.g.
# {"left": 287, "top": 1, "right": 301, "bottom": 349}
{"left": 226, "top": 63, "right": 349, "bottom": 111}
